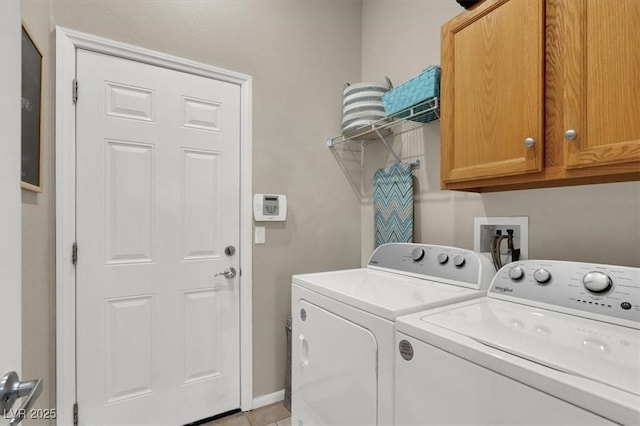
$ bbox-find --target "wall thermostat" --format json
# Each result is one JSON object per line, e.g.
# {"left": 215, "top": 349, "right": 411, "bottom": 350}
{"left": 253, "top": 194, "right": 287, "bottom": 221}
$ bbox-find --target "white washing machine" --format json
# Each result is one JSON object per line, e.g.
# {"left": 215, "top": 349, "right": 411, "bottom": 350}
{"left": 291, "top": 243, "right": 495, "bottom": 426}
{"left": 395, "top": 259, "right": 640, "bottom": 425}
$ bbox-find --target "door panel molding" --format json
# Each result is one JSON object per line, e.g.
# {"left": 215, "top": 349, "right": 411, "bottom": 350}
{"left": 55, "top": 27, "right": 253, "bottom": 426}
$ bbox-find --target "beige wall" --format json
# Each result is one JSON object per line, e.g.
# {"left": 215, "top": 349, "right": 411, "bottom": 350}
{"left": 21, "top": 0, "right": 363, "bottom": 419}
{"left": 361, "top": 0, "right": 640, "bottom": 267}
{"left": 21, "top": 1, "right": 56, "bottom": 422}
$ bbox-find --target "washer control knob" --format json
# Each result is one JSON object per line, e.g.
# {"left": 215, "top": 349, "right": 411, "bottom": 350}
{"left": 508, "top": 266, "right": 525, "bottom": 281}
{"left": 412, "top": 248, "right": 425, "bottom": 262}
{"left": 533, "top": 268, "right": 552, "bottom": 284}
{"left": 453, "top": 255, "right": 466, "bottom": 267}
{"left": 437, "top": 253, "right": 449, "bottom": 264}
{"left": 583, "top": 271, "right": 613, "bottom": 293}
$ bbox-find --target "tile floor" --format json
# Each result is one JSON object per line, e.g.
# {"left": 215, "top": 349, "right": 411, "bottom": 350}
{"left": 203, "top": 402, "right": 291, "bottom": 426}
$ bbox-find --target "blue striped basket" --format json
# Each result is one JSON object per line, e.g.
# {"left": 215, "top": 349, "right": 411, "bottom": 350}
{"left": 382, "top": 66, "right": 440, "bottom": 123}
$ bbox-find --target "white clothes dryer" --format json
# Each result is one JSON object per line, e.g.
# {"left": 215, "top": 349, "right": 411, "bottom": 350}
{"left": 395, "top": 259, "right": 640, "bottom": 425}
{"left": 291, "top": 243, "right": 495, "bottom": 426}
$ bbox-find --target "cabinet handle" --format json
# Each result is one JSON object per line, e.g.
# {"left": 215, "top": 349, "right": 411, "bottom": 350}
{"left": 564, "top": 129, "right": 577, "bottom": 141}
{"left": 524, "top": 137, "right": 535, "bottom": 148}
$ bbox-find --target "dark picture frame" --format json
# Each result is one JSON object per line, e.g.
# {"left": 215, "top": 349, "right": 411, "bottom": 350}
{"left": 21, "top": 24, "right": 43, "bottom": 192}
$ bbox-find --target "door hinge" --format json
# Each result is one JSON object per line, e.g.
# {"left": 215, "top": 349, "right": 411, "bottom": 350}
{"left": 72, "top": 79, "right": 78, "bottom": 103}
{"left": 72, "top": 242, "right": 78, "bottom": 266}
{"left": 73, "top": 402, "right": 79, "bottom": 426}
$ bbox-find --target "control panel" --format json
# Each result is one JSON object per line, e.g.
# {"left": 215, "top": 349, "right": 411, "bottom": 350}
{"left": 367, "top": 243, "right": 495, "bottom": 290}
{"left": 489, "top": 260, "right": 640, "bottom": 326}
{"left": 253, "top": 194, "right": 287, "bottom": 221}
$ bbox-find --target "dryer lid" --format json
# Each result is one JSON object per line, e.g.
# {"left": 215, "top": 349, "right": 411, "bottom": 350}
{"left": 293, "top": 268, "right": 481, "bottom": 320}
{"left": 419, "top": 299, "right": 640, "bottom": 396}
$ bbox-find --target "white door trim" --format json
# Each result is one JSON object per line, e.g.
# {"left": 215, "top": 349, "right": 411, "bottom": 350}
{"left": 0, "top": 0, "right": 22, "bottom": 385}
{"left": 55, "top": 27, "right": 253, "bottom": 425}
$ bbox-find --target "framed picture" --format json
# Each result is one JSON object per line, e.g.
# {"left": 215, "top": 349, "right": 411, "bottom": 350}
{"left": 21, "top": 24, "right": 43, "bottom": 192}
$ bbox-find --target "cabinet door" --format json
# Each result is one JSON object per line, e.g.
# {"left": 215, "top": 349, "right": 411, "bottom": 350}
{"left": 562, "top": 0, "right": 640, "bottom": 168}
{"left": 441, "top": 0, "right": 544, "bottom": 184}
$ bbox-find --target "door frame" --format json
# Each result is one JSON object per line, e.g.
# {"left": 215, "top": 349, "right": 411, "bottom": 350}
{"left": 0, "top": 0, "right": 22, "bottom": 393}
{"left": 55, "top": 27, "right": 253, "bottom": 425}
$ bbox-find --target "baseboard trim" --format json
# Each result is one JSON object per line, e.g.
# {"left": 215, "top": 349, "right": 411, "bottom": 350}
{"left": 252, "top": 389, "right": 285, "bottom": 409}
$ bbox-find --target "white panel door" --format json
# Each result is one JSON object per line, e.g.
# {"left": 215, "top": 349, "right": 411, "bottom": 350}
{"left": 75, "top": 49, "right": 241, "bottom": 426}
{"left": 0, "top": 2, "right": 22, "bottom": 425}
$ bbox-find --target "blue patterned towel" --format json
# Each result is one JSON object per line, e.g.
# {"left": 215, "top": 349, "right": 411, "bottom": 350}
{"left": 373, "top": 163, "right": 414, "bottom": 248}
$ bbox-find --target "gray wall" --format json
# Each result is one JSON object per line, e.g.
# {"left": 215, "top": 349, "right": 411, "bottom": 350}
{"left": 360, "top": 0, "right": 640, "bottom": 267}
{"left": 21, "top": 0, "right": 363, "bottom": 420}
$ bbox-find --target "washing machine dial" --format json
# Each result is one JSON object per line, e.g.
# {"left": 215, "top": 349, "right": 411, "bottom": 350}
{"left": 437, "top": 253, "right": 449, "bottom": 264}
{"left": 508, "top": 266, "right": 524, "bottom": 281}
{"left": 583, "top": 271, "right": 613, "bottom": 293}
{"left": 533, "top": 268, "right": 552, "bottom": 284}
{"left": 453, "top": 255, "right": 466, "bottom": 267}
{"left": 412, "top": 248, "right": 425, "bottom": 262}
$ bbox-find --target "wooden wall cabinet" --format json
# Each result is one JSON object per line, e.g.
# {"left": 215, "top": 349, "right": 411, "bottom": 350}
{"left": 440, "top": 0, "right": 640, "bottom": 192}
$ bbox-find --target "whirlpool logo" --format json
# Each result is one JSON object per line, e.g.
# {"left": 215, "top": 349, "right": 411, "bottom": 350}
{"left": 494, "top": 286, "right": 514, "bottom": 293}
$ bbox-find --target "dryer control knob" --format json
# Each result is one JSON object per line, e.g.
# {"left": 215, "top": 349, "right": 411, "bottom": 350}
{"left": 583, "top": 271, "right": 613, "bottom": 293}
{"left": 412, "top": 248, "right": 425, "bottom": 262}
{"left": 437, "top": 253, "right": 449, "bottom": 264}
{"left": 453, "top": 255, "right": 466, "bottom": 267}
{"left": 533, "top": 268, "right": 552, "bottom": 284}
{"left": 508, "top": 266, "right": 524, "bottom": 281}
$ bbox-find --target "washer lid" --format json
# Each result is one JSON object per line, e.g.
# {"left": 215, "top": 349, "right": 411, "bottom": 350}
{"left": 292, "top": 268, "right": 480, "bottom": 321}
{"left": 417, "top": 299, "right": 640, "bottom": 396}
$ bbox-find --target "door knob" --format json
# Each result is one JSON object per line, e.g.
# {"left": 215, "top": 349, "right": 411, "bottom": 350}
{"left": 564, "top": 129, "right": 577, "bottom": 140}
{"left": 215, "top": 267, "right": 237, "bottom": 279}
{"left": 0, "top": 371, "right": 43, "bottom": 426}
{"left": 524, "top": 137, "right": 535, "bottom": 148}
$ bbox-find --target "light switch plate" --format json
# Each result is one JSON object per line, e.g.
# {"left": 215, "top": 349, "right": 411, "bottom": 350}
{"left": 255, "top": 226, "right": 266, "bottom": 244}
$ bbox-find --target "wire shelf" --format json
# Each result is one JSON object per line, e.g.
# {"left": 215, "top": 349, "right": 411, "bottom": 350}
{"left": 327, "top": 97, "right": 439, "bottom": 147}
{"left": 326, "top": 97, "right": 440, "bottom": 200}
